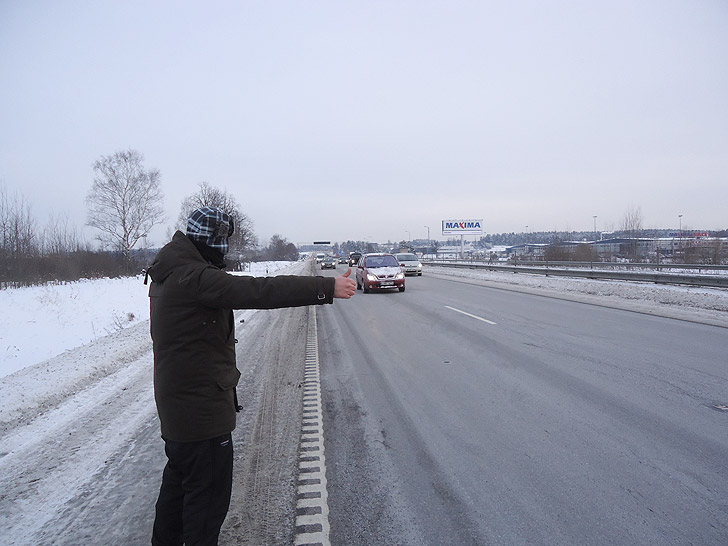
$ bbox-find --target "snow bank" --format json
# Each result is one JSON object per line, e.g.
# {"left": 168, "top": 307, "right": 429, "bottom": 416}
{"left": 0, "top": 261, "right": 302, "bottom": 379}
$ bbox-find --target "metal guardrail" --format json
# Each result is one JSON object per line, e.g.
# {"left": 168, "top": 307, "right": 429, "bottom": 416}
{"left": 508, "top": 260, "right": 726, "bottom": 273}
{"left": 422, "top": 261, "right": 728, "bottom": 289}
{"left": 426, "top": 259, "right": 728, "bottom": 273}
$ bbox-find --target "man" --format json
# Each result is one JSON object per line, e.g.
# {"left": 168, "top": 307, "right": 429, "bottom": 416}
{"left": 145, "top": 206, "right": 355, "bottom": 546}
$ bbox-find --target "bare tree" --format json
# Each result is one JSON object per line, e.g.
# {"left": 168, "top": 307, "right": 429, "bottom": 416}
{"left": 178, "top": 182, "right": 255, "bottom": 258}
{"left": 620, "top": 205, "right": 643, "bottom": 235}
{"left": 0, "top": 183, "right": 39, "bottom": 283}
{"left": 621, "top": 205, "right": 644, "bottom": 259}
{"left": 263, "top": 234, "right": 298, "bottom": 261}
{"left": 0, "top": 182, "right": 11, "bottom": 260}
{"left": 0, "top": 183, "right": 37, "bottom": 260}
{"left": 86, "top": 149, "right": 165, "bottom": 267}
{"left": 42, "top": 211, "right": 82, "bottom": 255}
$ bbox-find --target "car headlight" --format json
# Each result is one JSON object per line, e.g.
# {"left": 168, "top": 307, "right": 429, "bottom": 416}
{"left": 395, "top": 272, "right": 404, "bottom": 279}
{"left": 366, "top": 273, "right": 377, "bottom": 281}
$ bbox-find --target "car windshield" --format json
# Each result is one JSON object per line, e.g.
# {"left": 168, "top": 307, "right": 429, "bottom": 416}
{"left": 366, "top": 255, "right": 399, "bottom": 268}
{"left": 397, "top": 254, "right": 417, "bottom": 261}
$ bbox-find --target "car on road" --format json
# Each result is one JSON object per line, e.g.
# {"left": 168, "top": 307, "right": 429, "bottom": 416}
{"left": 394, "top": 253, "right": 423, "bottom": 276}
{"left": 321, "top": 256, "right": 337, "bottom": 269}
{"left": 348, "top": 251, "right": 362, "bottom": 266}
{"left": 355, "top": 253, "right": 405, "bottom": 293}
{"left": 315, "top": 253, "right": 326, "bottom": 263}
{"left": 338, "top": 255, "right": 348, "bottom": 264}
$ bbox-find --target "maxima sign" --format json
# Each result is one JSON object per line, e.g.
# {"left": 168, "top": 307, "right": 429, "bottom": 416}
{"left": 442, "top": 219, "right": 483, "bottom": 236}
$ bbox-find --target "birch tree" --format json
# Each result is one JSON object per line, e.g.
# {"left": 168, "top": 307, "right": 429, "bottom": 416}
{"left": 86, "top": 149, "right": 165, "bottom": 267}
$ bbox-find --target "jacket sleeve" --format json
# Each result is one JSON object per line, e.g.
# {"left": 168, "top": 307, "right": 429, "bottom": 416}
{"left": 195, "top": 269, "right": 336, "bottom": 310}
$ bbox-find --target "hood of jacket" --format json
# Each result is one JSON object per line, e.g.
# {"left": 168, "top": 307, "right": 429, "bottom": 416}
{"left": 148, "top": 231, "right": 210, "bottom": 284}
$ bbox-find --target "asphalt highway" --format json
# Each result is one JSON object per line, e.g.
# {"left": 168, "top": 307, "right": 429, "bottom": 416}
{"left": 316, "top": 269, "right": 728, "bottom": 545}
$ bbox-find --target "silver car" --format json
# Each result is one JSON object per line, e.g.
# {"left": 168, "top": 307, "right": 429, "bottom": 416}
{"left": 394, "top": 253, "right": 423, "bottom": 276}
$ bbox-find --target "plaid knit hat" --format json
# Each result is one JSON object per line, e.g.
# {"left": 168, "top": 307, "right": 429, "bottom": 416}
{"left": 186, "top": 206, "right": 234, "bottom": 255}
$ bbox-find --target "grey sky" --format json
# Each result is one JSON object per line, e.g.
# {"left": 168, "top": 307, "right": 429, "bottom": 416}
{"left": 1, "top": 0, "right": 726, "bottom": 247}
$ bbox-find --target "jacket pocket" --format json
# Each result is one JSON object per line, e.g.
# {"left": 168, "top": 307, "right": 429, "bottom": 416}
{"left": 216, "top": 366, "right": 241, "bottom": 391}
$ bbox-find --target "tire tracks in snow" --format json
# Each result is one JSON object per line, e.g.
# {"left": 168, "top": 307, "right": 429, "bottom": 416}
{"left": 0, "top": 326, "right": 157, "bottom": 545}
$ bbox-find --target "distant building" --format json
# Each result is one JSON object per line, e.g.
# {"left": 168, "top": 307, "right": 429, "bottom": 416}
{"left": 505, "top": 236, "right": 727, "bottom": 263}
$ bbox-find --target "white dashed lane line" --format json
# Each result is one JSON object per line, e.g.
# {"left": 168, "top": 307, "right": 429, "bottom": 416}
{"left": 444, "top": 305, "right": 497, "bottom": 325}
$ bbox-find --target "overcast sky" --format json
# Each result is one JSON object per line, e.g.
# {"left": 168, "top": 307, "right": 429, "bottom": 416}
{"left": 1, "top": 0, "right": 726, "bottom": 247}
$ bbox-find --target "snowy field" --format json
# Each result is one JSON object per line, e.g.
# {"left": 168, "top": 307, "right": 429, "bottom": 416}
{"left": 0, "top": 261, "right": 300, "bottom": 379}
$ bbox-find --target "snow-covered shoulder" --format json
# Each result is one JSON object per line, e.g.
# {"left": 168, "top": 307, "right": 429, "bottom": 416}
{"left": 0, "top": 260, "right": 301, "bottom": 380}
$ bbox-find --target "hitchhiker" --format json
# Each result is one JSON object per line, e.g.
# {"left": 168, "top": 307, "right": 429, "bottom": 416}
{"left": 144, "top": 206, "right": 355, "bottom": 545}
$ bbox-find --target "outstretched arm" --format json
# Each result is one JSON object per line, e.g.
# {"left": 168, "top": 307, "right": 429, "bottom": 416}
{"left": 334, "top": 268, "right": 356, "bottom": 299}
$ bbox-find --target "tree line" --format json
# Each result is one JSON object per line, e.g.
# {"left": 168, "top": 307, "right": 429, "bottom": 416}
{"left": 1, "top": 149, "right": 299, "bottom": 287}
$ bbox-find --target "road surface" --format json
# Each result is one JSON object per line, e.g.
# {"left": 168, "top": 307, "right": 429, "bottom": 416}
{"left": 317, "top": 269, "right": 728, "bottom": 545}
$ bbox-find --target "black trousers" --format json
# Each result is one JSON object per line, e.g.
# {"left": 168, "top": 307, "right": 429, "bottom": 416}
{"left": 152, "top": 433, "right": 234, "bottom": 546}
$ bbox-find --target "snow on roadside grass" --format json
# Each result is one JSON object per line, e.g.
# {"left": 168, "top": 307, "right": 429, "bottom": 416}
{"left": 427, "top": 266, "right": 728, "bottom": 313}
{"left": 0, "top": 261, "right": 301, "bottom": 379}
{"left": 0, "top": 277, "right": 150, "bottom": 379}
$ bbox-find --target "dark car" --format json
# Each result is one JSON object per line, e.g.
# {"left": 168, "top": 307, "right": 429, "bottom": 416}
{"left": 355, "top": 253, "right": 405, "bottom": 293}
{"left": 348, "top": 252, "right": 362, "bottom": 266}
{"left": 320, "top": 256, "right": 337, "bottom": 269}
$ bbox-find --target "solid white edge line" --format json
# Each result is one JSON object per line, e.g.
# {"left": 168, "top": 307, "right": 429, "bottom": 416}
{"left": 444, "top": 305, "right": 497, "bottom": 325}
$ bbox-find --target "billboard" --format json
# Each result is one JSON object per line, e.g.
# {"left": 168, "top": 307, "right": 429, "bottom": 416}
{"left": 442, "top": 219, "right": 483, "bottom": 236}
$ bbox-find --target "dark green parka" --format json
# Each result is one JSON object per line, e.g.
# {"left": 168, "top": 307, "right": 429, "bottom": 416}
{"left": 147, "top": 231, "right": 334, "bottom": 442}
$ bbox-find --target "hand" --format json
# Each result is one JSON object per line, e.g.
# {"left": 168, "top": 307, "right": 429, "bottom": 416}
{"left": 334, "top": 267, "right": 356, "bottom": 299}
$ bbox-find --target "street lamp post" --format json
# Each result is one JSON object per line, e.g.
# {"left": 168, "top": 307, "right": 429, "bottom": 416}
{"left": 424, "top": 226, "right": 430, "bottom": 258}
{"left": 590, "top": 215, "right": 598, "bottom": 267}
{"left": 678, "top": 214, "right": 683, "bottom": 261}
